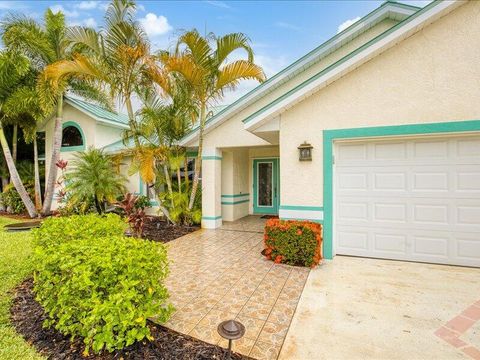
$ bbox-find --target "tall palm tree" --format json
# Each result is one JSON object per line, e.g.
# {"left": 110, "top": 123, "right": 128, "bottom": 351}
{"left": 43, "top": 0, "right": 152, "bottom": 147}
{"left": 154, "top": 30, "right": 266, "bottom": 210}
{"left": 0, "top": 50, "right": 46, "bottom": 217}
{"left": 1, "top": 9, "right": 112, "bottom": 215}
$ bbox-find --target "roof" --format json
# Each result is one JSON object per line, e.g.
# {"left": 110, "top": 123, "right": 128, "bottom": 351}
{"left": 179, "top": 1, "right": 422, "bottom": 146}
{"left": 65, "top": 96, "right": 130, "bottom": 129}
{"left": 102, "top": 137, "right": 135, "bottom": 153}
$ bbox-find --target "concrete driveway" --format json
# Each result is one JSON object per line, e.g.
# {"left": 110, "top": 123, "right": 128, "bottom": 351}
{"left": 280, "top": 256, "right": 480, "bottom": 360}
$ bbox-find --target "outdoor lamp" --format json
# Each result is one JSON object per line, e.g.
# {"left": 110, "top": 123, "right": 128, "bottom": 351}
{"left": 298, "top": 142, "right": 313, "bottom": 161}
{"left": 217, "top": 319, "right": 245, "bottom": 359}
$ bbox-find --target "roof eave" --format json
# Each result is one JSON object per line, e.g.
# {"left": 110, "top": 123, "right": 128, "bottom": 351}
{"left": 64, "top": 98, "right": 130, "bottom": 130}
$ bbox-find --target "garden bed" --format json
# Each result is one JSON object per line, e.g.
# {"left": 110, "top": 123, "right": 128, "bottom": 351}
{"left": 142, "top": 216, "right": 199, "bottom": 243}
{"left": 11, "top": 279, "right": 249, "bottom": 360}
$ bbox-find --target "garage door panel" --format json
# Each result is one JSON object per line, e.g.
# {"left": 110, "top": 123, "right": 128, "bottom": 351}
{"left": 334, "top": 135, "right": 480, "bottom": 267}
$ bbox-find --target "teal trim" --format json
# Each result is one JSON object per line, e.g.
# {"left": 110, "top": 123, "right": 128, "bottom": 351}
{"left": 202, "top": 216, "right": 222, "bottom": 220}
{"left": 221, "top": 193, "right": 250, "bottom": 198}
{"left": 323, "top": 119, "right": 480, "bottom": 260}
{"left": 61, "top": 121, "right": 86, "bottom": 152}
{"left": 253, "top": 158, "right": 279, "bottom": 215}
{"left": 280, "top": 217, "right": 324, "bottom": 224}
{"left": 201, "top": 156, "right": 222, "bottom": 160}
{"left": 65, "top": 96, "right": 129, "bottom": 126}
{"left": 149, "top": 200, "right": 159, "bottom": 206}
{"left": 221, "top": 199, "right": 249, "bottom": 205}
{"left": 279, "top": 205, "right": 323, "bottom": 211}
{"left": 179, "top": 1, "right": 420, "bottom": 144}
{"left": 186, "top": 151, "right": 198, "bottom": 157}
{"left": 242, "top": 0, "right": 439, "bottom": 125}
{"left": 139, "top": 179, "right": 144, "bottom": 195}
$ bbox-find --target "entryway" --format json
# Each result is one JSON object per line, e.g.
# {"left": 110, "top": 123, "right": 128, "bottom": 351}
{"left": 253, "top": 158, "right": 279, "bottom": 215}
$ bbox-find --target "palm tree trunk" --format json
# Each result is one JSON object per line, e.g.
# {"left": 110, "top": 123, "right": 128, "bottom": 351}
{"left": 184, "top": 156, "right": 189, "bottom": 189}
{"left": 125, "top": 96, "right": 140, "bottom": 147}
{"left": 156, "top": 196, "right": 176, "bottom": 224}
{"left": 42, "top": 95, "right": 63, "bottom": 215}
{"left": 33, "top": 136, "right": 42, "bottom": 210}
{"left": 188, "top": 104, "right": 206, "bottom": 210}
{"left": 163, "top": 163, "right": 174, "bottom": 208}
{"left": 12, "top": 124, "right": 17, "bottom": 164}
{"left": 0, "top": 125, "right": 37, "bottom": 218}
{"left": 177, "top": 166, "right": 182, "bottom": 193}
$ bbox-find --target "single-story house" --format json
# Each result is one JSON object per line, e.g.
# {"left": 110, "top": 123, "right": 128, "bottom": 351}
{"left": 179, "top": 0, "right": 480, "bottom": 267}
{"left": 41, "top": 1, "right": 480, "bottom": 267}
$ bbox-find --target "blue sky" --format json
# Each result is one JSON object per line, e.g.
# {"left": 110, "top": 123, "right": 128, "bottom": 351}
{"left": 0, "top": 0, "right": 430, "bottom": 104}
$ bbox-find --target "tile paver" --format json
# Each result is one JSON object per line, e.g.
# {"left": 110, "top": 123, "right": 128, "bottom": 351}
{"left": 161, "top": 215, "right": 309, "bottom": 359}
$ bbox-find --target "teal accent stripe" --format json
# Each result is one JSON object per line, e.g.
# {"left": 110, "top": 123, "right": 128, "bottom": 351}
{"left": 221, "top": 193, "right": 250, "bottom": 198}
{"left": 323, "top": 119, "right": 480, "bottom": 261}
{"left": 186, "top": 151, "right": 198, "bottom": 157}
{"left": 201, "top": 156, "right": 222, "bottom": 160}
{"left": 221, "top": 199, "right": 249, "bottom": 205}
{"left": 242, "top": 0, "right": 439, "bottom": 125}
{"left": 279, "top": 217, "right": 324, "bottom": 224}
{"left": 279, "top": 205, "right": 323, "bottom": 211}
{"left": 202, "top": 216, "right": 222, "bottom": 220}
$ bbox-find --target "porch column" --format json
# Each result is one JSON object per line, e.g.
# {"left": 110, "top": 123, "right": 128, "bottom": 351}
{"left": 201, "top": 147, "right": 222, "bottom": 229}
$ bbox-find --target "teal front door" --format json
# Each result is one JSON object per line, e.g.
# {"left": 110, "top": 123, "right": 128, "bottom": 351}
{"left": 253, "top": 158, "right": 279, "bottom": 214}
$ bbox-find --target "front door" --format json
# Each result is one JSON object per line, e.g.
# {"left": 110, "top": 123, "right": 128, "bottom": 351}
{"left": 253, "top": 158, "right": 279, "bottom": 214}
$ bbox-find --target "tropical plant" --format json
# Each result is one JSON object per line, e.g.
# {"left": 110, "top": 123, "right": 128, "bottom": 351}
{"left": 154, "top": 30, "right": 266, "bottom": 210}
{"left": 65, "top": 148, "right": 126, "bottom": 214}
{"left": 1, "top": 9, "right": 112, "bottom": 215}
{"left": 115, "top": 193, "right": 146, "bottom": 237}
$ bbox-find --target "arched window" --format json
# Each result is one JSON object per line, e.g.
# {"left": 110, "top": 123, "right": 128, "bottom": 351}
{"left": 61, "top": 122, "right": 85, "bottom": 151}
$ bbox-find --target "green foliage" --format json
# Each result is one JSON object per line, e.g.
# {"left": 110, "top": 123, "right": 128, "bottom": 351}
{"left": 1, "top": 182, "right": 34, "bottom": 214}
{"left": 134, "top": 195, "right": 151, "bottom": 210}
{"left": 32, "top": 213, "right": 126, "bottom": 249}
{"left": 0, "top": 217, "right": 42, "bottom": 360}
{"left": 33, "top": 215, "right": 173, "bottom": 354}
{"left": 159, "top": 189, "right": 201, "bottom": 225}
{"left": 264, "top": 219, "right": 322, "bottom": 267}
{"left": 65, "top": 148, "right": 126, "bottom": 214}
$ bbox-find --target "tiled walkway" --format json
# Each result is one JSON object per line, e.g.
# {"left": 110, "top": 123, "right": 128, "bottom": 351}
{"left": 162, "top": 216, "right": 310, "bottom": 359}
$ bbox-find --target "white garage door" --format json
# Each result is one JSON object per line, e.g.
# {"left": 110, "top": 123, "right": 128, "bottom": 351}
{"left": 334, "top": 134, "right": 480, "bottom": 267}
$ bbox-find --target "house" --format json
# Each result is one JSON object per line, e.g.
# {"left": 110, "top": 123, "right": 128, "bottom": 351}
{"left": 180, "top": 0, "right": 480, "bottom": 267}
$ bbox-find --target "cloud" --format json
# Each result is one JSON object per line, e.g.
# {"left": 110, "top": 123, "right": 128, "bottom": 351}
{"left": 70, "top": 17, "right": 98, "bottom": 28}
{"left": 275, "top": 21, "right": 300, "bottom": 32}
{"left": 337, "top": 16, "right": 360, "bottom": 33}
{"left": 205, "top": 1, "right": 231, "bottom": 9}
{"left": 50, "top": 4, "right": 80, "bottom": 18}
{"left": 75, "top": 1, "right": 97, "bottom": 10}
{"left": 139, "top": 13, "right": 172, "bottom": 37}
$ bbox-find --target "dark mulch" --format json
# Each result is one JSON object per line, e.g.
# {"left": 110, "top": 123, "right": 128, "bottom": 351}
{"left": 11, "top": 279, "right": 251, "bottom": 360}
{"left": 142, "top": 216, "right": 199, "bottom": 243}
{"left": 260, "top": 215, "right": 279, "bottom": 219}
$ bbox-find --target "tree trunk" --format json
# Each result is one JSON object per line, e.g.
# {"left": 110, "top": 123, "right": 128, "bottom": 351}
{"left": 33, "top": 136, "right": 42, "bottom": 210}
{"left": 177, "top": 166, "right": 182, "bottom": 193}
{"left": 188, "top": 104, "right": 206, "bottom": 210}
{"left": 184, "top": 156, "right": 189, "bottom": 190}
{"left": 94, "top": 195, "right": 103, "bottom": 214}
{"left": 0, "top": 125, "right": 37, "bottom": 218}
{"left": 125, "top": 96, "right": 140, "bottom": 147}
{"left": 12, "top": 124, "right": 17, "bottom": 164}
{"left": 156, "top": 196, "right": 176, "bottom": 225}
{"left": 163, "top": 163, "right": 174, "bottom": 208}
{"left": 42, "top": 96, "right": 63, "bottom": 215}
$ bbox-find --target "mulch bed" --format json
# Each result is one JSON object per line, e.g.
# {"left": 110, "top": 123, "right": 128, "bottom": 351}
{"left": 11, "top": 279, "right": 250, "bottom": 360}
{"left": 142, "top": 216, "right": 199, "bottom": 243}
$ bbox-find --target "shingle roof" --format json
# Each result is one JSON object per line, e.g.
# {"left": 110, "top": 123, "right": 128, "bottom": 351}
{"left": 65, "top": 96, "right": 130, "bottom": 128}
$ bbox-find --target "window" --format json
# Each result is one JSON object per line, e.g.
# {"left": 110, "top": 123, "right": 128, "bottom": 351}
{"left": 61, "top": 124, "right": 84, "bottom": 148}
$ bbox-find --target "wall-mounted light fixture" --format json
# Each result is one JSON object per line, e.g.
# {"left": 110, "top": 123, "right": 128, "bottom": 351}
{"left": 298, "top": 142, "right": 313, "bottom": 161}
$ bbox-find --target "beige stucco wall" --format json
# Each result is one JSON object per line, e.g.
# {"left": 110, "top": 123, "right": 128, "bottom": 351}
{"left": 95, "top": 124, "right": 124, "bottom": 148}
{"left": 279, "top": 0, "right": 480, "bottom": 207}
{"left": 200, "top": 18, "right": 401, "bottom": 150}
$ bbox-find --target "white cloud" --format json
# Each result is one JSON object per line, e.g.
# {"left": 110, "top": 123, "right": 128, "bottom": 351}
{"left": 136, "top": 4, "right": 146, "bottom": 12}
{"left": 205, "top": 1, "right": 231, "bottom": 9}
{"left": 75, "top": 1, "right": 97, "bottom": 10}
{"left": 139, "top": 13, "right": 172, "bottom": 37}
{"left": 50, "top": 4, "right": 80, "bottom": 18}
{"left": 275, "top": 21, "right": 300, "bottom": 32}
{"left": 337, "top": 16, "right": 360, "bottom": 33}
{"left": 71, "top": 17, "right": 98, "bottom": 28}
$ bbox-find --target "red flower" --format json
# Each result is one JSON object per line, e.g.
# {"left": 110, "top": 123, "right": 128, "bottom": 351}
{"left": 56, "top": 159, "right": 68, "bottom": 170}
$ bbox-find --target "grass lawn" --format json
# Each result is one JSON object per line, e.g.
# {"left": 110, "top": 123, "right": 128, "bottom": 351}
{"left": 0, "top": 216, "right": 43, "bottom": 360}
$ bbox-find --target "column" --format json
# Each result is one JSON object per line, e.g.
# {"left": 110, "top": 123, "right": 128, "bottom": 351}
{"left": 201, "top": 147, "right": 222, "bottom": 229}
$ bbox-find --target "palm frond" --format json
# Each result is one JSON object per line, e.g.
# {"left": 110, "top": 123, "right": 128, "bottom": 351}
{"left": 215, "top": 32, "right": 254, "bottom": 65}
{"left": 215, "top": 60, "right": 266, "bottom": 93}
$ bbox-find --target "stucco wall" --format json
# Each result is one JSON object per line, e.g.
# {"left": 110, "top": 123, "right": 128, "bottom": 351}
{"left": 95, "top": 124, "right": 124, "bottom": 148}
{"left": 200, "top": 18, "right": 400, "bottom": 149}
{"left": 279, "top": 1, "right": 480, "bottom": 207}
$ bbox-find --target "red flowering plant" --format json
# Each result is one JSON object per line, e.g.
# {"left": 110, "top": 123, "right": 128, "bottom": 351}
{"left": 55, "top": 159, "right": 68, "bottom": 204}
{"left": 263, "top": 219, "right": 322, "bottom": 268}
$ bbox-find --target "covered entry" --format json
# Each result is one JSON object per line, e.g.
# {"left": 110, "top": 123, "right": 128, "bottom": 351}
{"left": 333, "top": 134, "right": 480, "bottom": 267}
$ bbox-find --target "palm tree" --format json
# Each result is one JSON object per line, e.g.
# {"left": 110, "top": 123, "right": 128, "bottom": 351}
{"left": 0, "top": 50, "right": 46, "bottom": 217}
{"left": 154, "top": 30, "right": 266, "bottom": 210}
{"left": 1, "top": 9, "right": 112, "bottom": 215}
{"left": 43, "top": 0, "right": 152, "bottom": 147}
{"left": 65, "top": 148, "right": 126, "bottom": 214}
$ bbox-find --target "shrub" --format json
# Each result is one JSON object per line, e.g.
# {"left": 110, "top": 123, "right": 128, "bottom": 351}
{"left": 1, "top": 182, "right": 35, "bottom": 214}
{"left": 115, "top": 193, "right": 146, "bottom": 238}
{"left": 32, "top": 213, "right": 127, "bottom": 249}
{"left": 33, "top": 215, "right": 173, "bottom": 355}
{"left": 134, "top": 195, "right": 151, "bottom": 210}
{"left": 263, "top": 219, "right": 322, "bottom": 268}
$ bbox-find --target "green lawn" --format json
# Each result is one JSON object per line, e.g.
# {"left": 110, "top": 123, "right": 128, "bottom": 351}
{"left": 0, "top": 216, "right": 43, "bottom": 360}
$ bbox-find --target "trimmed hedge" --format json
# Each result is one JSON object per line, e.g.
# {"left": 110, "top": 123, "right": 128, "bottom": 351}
{"left": 32, "top": 215, "right": 173, "bottom": 354}
{"left": 263, "top": 219, "right": 322, "bottom": 268}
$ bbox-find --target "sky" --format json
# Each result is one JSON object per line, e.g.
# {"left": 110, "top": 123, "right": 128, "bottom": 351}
{"left": 0, "top": 0, "right": 431, "bottom": 106}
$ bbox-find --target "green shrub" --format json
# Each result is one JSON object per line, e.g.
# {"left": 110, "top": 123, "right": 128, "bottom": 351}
{"left": 263, "top": 219, "right": 322, "bottom": 267}
{"left": 33, "top": 218, "right": 173, "bottom": 354}
{"left": 1, "top": 182, "right": 35, "bottom": 214}
{"left": 33, "top": 213, "right": 127, "bottom": 249}
{"left": 134, "top": 195, "right": 151, "bottom": 210}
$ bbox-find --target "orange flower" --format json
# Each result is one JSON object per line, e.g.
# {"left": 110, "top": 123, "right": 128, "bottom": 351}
{"left": 296, "top": 229, "right": 302, "bottom": 235}
{"left": 274, "top": 255, "right": 283, "bottom": 264}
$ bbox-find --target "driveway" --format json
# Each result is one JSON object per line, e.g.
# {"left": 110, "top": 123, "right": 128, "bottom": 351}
{"left": 281, "top": 256, "right": 480, "bottom": 360}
